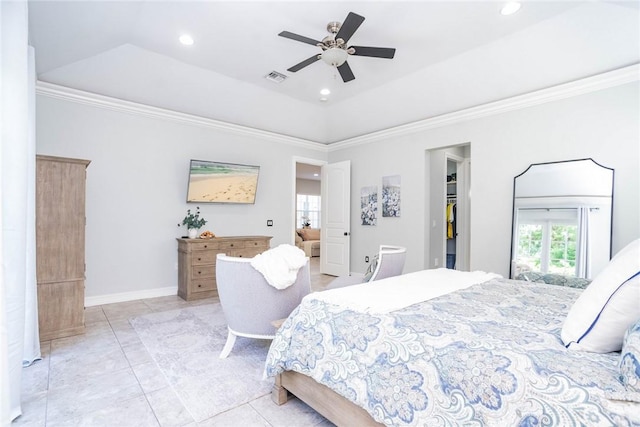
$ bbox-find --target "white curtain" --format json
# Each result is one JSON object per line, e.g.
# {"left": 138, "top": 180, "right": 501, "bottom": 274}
{"left": 0, "top": 1, "right": 41, "bottom": 424}
{"left": 576, "top": 207, "right": 591, "bottom": 279}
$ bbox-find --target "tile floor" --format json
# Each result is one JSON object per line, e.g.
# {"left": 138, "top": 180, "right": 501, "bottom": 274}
{"left": 14, "top": 258, "right": 337, "bottom": 427}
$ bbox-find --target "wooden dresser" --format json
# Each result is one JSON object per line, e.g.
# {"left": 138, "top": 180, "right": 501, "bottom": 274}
{"left": 36, "top": 155, "right": 90, "bottom": 341}
{"left": 177, "top": 235, "right": 272, "bottom": 301}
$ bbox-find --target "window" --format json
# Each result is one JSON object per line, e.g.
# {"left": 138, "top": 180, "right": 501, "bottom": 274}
{"left": 515, "top": 209, "right": 578, "bottom": 276}
{"left": 296, "top": 194, "right": 321, "bottom": 228}
{"left": 549, "top": 224, "right": 577, "bottom": 274}
{"left": 517, "top": 224, "right": 543, "bottom": 270}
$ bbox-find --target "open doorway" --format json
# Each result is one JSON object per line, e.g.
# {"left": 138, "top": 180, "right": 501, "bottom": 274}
{"left": 294, "top": 160, "right": 323, "bottom": 259}
{"left": 292, "top": 157, "right": 351, "bottom": 277}
{"left": 427, "top": 144, "right": 471, "bottom": 271}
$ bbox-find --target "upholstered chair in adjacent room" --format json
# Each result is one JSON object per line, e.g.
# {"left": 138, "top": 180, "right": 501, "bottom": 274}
{"left": 216, "top": 254, "right": 311, "bottom": 358}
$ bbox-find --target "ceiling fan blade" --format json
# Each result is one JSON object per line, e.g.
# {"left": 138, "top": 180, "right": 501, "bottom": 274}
{"left": 337, "top": 62, "right": 355, "bottom": 82}
{"left": 335, "top": 12, "right": 365, "bottom": 44}
{"left": 350, "top": 46, "right": 396, "bottom": 59}
{"left": 287, "top": 55, "right": 320, "bottom": 72}
{"left": 278, "top": 31, "right": 322, "bottom": 46}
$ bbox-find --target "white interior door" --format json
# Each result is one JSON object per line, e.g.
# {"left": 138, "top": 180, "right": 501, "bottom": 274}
{"left": 320, "top": 161, "right": 350, "bottom": 276}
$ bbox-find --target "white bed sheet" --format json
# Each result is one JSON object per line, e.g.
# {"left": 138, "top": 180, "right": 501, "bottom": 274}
{"left": 312, "top": 268, "right": 501, "bottom": 313}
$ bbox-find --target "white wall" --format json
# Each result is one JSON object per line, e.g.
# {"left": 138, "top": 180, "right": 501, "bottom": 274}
{"left": 35, "top": 80, "right": 639, "bottom": 301}
{"left": 36, "top": 94, "right": 326, "bottom": 303}
{"left": 329, "top": 82, "right": 640, "bottom": 277}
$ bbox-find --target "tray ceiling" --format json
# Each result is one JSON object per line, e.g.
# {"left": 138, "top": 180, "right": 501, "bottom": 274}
{"left": 28, "top": 1, "right": 640, "bottom": 143}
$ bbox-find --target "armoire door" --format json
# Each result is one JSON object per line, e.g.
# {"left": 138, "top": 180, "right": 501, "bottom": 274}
{"left": 36, "top": 155, "right": 90, "bottom": 341}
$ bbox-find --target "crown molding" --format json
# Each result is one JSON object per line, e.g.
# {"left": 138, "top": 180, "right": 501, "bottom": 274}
{"left": 37, "top": 64, "right": 638, "bottom": 152}
{"left": 328, "top": 64, "right": 640, "bottom": 151}
{"left": 35, "top": 81, "right": 327, "bottom": 152}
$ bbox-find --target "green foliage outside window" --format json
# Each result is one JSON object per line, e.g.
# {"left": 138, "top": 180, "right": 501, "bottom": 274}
{"left": 516, "top": 223, "right": 577, "bottom": 275}
{"left": 549, "top": 225, "right": 577, "bottom": 275}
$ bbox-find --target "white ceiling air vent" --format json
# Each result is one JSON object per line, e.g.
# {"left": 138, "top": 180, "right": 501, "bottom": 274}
{"left": 264, "top": 71, "right": 287, "bottom": 83}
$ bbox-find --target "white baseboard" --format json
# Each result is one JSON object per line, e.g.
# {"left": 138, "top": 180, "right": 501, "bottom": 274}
{"left": 85, "top": 286, "right": 178, "bottom": 307}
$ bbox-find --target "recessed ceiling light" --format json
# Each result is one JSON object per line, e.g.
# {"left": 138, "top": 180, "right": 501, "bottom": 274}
{"left": 179, "top": 34, "right": 194, "bottom": 45}
{"left": 313, "top": 173, "right": 319, "bottom": 177}
{"left": 501, "top": 2, "right": 521, "bottom": 16}
{"left": 320, "top": 88, "right": 331, "bottom": 96}
{"left": 319, "top": 97, "right": 328, "bottom": 102}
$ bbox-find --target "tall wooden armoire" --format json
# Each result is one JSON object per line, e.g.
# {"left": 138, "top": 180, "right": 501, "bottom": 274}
{"left": 36, "top": 155, "right": 90, "bottom": 341}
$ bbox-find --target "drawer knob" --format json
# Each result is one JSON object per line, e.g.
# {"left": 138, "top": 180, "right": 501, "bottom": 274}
{"left": 197, "top": 258, "right": 201, "bottom": 261}
{"left": 230, "top": 243, "right": 234, "bottom": 247}
{"left": 204, "top": 245, "right": 208, "bottom": 248}
{"left": 198, "top": 284, "right": 202, "bottom": 288}
{"left": 197, "top": 271, "right": 201, "bottom": 275}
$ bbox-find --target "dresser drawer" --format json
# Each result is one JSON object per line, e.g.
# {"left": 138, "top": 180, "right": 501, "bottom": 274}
{"left": 219, "top": 241, "right": 244, "bottom": 250}
{"left": 191, "top": 265, "right": 215, "bottom": 278}
{"left": 188, "top": 240, "right": 220, "bottom": 251}
{"left": 245, "top": 240, "right": 269, "bottom": 249}
{"left": 191, "top": 279, "right": 216, "bottom": 293}
{"left": 191, "top": 251, "right": 217, "bottom": 265}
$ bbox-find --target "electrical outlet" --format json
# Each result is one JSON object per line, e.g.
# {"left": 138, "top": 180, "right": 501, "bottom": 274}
{"left": 266, "top": 220, "right": 273, "bottom": 226}
{"left": 434, "top": 258, "right": 439, "bottom": 267}
{"left": 365, "top": 256, "right": 369, "bottom": 263}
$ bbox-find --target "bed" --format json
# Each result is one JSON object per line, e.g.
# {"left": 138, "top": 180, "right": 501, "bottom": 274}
{"left": 264, "top": 255, "right": 640, "bottom": 426}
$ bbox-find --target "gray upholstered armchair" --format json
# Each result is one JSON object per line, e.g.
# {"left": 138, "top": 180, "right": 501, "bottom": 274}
{"left": 328, "top": 245, "right": 407, "bottom": 289}
{"left": 216, "top": 254, "right": 311, "bottom": 358}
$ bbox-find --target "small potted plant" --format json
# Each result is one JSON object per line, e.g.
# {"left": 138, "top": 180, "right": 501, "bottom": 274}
{"left": 301, "top": 216, "right": 311, "bottom": 228}
{"left": 179, "top": 207, "right": 207, "bottom": 238}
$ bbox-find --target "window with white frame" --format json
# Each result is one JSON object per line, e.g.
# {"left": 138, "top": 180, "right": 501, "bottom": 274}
{"left": 515, "top": 208, "right": 578, "bottom": 276}
{"left": 296, "top": 194, "right": 321, "bottom": 228}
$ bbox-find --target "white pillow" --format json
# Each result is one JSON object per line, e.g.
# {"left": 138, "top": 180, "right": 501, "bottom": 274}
{"left": 561, "top": 238, "right": 640, "bottom": 353}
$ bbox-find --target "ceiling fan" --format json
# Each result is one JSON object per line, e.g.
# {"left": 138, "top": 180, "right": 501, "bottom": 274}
{"left": 278, "top": 12, "right": 396, "bottom": 83}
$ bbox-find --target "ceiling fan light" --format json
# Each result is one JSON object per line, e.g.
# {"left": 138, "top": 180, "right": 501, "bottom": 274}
{"left": 321, "top": 48, "right": 348, "bottom": 67}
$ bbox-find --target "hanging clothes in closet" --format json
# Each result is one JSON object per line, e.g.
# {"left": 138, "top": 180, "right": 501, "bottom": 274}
{"left": 446, "top": 202, "right": 457, "bottom": 239}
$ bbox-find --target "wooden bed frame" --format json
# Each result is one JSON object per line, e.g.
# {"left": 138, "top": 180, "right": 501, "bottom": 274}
{"left": 271, "top": 370, "right": 383, "bottom": 426}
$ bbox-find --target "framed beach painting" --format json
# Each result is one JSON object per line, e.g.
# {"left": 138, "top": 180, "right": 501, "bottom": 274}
{"left": 186, "top": 159, "right": 260, "bottom": 204}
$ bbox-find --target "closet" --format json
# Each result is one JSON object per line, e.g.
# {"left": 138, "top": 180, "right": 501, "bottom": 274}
{"left": 36, "top": 155, "right": 90, "bottom": 340}
{"left": 446, "top": 160, "right": 457, "bottom": 269}
{"left": 428, "top": 145, "right": 470, "bottom": 271}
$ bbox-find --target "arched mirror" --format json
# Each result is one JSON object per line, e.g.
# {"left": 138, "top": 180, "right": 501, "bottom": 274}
{"left": 510, "top": 158, "right": 613, "bottom": 279}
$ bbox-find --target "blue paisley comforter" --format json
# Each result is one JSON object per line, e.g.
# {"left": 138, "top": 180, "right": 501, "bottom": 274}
{"left": 264, "top": 278, "right": 640, "bottom": 426}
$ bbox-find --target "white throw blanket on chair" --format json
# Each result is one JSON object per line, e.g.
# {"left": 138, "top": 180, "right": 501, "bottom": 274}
{"left": 250, "top": 244, "right": 308, "bottom": 289}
